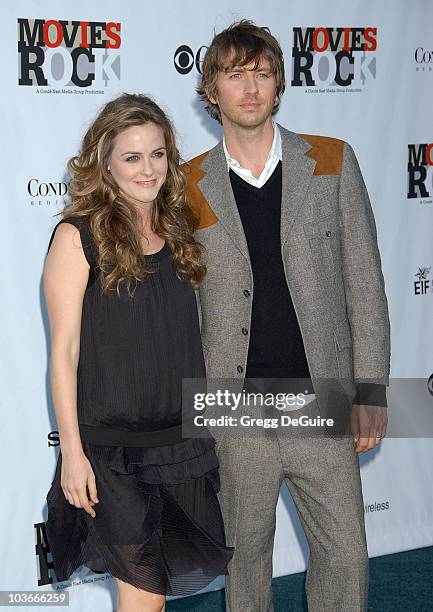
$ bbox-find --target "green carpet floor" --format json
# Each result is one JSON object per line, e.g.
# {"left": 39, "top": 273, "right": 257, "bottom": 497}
{"left": 166, "top": 546, "right": 433, "bottom": 611}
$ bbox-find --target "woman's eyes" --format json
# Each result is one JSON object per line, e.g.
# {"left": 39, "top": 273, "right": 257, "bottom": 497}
{"left": 125, "top": 151, "right": 165, "bottom": 162}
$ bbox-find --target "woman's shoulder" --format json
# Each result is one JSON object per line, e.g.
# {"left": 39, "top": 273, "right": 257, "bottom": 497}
{"left": 48, "top": 215, "right": 96, "bottom": 269}
{"left": 49, "top": 212, "right": 92, "bottom": 236}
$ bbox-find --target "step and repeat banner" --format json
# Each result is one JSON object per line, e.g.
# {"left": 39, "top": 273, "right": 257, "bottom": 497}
{"left": 1, "top": 0, "right": 433, "bottom": 608}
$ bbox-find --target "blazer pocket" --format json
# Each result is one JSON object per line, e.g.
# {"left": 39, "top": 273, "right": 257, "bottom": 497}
{"left": 333, "top": 319, "right": 354, "bottom": 379}
{"left": 303, "top": 219, "right": 341, "bottom": 277}
{"left": 333, "top": 318, "right": 352, "bottom": 350}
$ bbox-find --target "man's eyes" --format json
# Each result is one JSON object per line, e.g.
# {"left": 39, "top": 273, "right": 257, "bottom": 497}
{"left": 228, "top": 72, "right": 271, "bottom": 79}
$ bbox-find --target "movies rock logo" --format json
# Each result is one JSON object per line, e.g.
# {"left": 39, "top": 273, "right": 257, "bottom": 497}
{"left": 18, "top": 18, "right": 121, "bottom": 90}
{"left": 408, "top": 144, "right": 433, "bottom": 202}
{"left": 291, "top": 27, "right": 377, "bottom": 92}
{"left": 35, "top": 522, "right": 55, "bottom": 586}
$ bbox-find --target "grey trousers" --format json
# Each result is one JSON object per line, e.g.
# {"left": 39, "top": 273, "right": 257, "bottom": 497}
{"left": 215, "top": 401, "right": 368, "bottom": 612}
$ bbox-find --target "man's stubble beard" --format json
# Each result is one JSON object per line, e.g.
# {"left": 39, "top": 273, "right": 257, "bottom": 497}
{"left": 221, "top": 105, "right": 275, "bottom": 132}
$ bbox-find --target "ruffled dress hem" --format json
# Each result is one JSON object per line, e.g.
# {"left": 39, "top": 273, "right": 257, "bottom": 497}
{"left": 45, "top": 436, "right": 234, "bottom": 596}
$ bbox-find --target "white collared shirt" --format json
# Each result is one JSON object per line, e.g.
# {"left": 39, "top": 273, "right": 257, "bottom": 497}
{"left": 223, "top": 122, "right": 282, "bottom": 188}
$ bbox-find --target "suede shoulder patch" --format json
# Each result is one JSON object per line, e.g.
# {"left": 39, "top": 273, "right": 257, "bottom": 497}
{"left": 181, "top": 151, "right": 218, "bottom": 230}
{"left": 300, "top": 134, "right": 345, "bottom": 176}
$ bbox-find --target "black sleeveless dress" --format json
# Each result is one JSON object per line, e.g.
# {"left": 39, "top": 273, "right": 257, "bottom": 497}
{"left": 44, "top": 217, "right": 233, "bottom": 596}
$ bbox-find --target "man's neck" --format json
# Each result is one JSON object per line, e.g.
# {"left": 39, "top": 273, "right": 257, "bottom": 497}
{"left": 223, "top": 118, "right": 275, "bottom": 178}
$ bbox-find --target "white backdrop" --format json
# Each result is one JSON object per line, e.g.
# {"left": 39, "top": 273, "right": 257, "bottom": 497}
{"left": 1, "top": 1, "right": 433, "bottom": 609}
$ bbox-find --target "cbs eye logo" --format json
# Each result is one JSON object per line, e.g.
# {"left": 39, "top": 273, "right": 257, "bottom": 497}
{"left": 174, "top": 45, "right": 208, "bottom": 74}
{"left": 428, "top": 373, "right": 433, "bottom": 397}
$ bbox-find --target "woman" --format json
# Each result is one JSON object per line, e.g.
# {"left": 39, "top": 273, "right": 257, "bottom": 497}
{"left": 44, "top": 93, "right": 233, "bottom": 612}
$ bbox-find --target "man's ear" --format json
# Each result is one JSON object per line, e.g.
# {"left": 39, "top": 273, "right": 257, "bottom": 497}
{"left": 206, "top": 87, "right": 218, "bottom": 106}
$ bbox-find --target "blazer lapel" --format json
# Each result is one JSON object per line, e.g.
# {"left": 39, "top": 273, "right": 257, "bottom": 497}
{"left": 194, "top": 127, "right": 317, "bottom": 257}
{"left": 198, "top": 143, "right": 251, "bottom": 263}
{"left": 279, "top": 125, "right": 317, "bottom": 245}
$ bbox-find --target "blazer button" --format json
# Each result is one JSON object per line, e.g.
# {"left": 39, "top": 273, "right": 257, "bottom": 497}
{"left": 243, "top": 289, "right": 251, "bottom": 297}
{"left": 242, "top": 328, "right": 248, "bottom": 335}
{"left": 325, "top": 230, "right": 332, "bottom": 237}
{"left": 237, "top": 365, "right": 244, "bottom": 374}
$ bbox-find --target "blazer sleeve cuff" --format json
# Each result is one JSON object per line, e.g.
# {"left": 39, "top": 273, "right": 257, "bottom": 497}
{"left": 353, "top": 383, "right": 387, "bottom": 407}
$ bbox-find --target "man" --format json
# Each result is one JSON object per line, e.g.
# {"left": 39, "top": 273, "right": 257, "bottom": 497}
{"left": 182, "top": 20, "right": 390, "bottom": 612}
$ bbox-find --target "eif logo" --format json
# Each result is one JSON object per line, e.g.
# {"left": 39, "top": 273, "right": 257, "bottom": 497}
{"left": 291, "top": 27, "right": 377, "bottom": 89}
{"left": 18, "top": 18, "right": 121, "bottom": 88}
{"left": 414, "top": 267, "right": 431, "bottom": 295}
{"left": 408, "top": 144, "right": 433, "bottom": 199}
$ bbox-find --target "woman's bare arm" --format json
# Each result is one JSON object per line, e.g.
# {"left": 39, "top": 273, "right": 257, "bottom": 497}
{"left": 44, "top": 222, "right": 98, "bottom": 516}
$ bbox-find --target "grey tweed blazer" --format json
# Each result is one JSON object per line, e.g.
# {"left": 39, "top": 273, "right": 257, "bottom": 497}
{"left": 182, "top": 125, "right": 391, "bottom": 409}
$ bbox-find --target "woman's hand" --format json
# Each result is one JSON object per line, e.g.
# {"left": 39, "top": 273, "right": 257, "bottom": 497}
{"left": 61, "top": 451, "right": 99, "bottom": 518}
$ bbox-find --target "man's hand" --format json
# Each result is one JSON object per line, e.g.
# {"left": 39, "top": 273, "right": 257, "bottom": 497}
{"left": 351, "top": 404, "right": 387, "bottom": 453}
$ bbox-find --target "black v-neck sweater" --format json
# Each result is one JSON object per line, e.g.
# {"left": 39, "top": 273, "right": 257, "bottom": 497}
{"left": 229, "top": 162, "right": 311, "bottom": 389}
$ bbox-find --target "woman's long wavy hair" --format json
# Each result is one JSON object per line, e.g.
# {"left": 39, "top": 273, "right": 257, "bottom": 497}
{"left": 62, "top": 93, "right": 206, "bottom": 294}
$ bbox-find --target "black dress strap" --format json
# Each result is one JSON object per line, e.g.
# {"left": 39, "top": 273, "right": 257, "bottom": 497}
{"left": 48, "top": 216, "right": 98, "bottom": 270}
